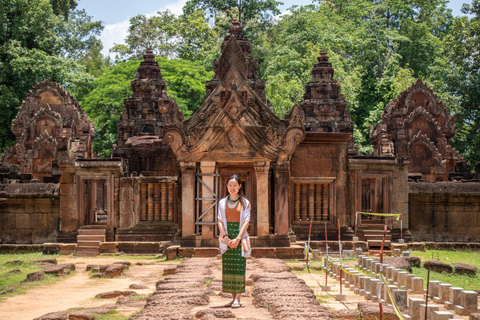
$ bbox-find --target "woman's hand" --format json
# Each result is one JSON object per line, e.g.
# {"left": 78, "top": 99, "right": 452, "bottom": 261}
{"left": 228, "top": 237, "right": 241, "bottom": 249}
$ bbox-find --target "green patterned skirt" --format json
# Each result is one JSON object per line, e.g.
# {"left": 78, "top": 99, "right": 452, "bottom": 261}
{"left": 222, "top": 222, "right": 246, "bottom": 293}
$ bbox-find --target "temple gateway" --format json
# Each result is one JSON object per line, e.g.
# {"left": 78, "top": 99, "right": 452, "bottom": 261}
{"left": 1, "top": 22, "right": 479, "bottom": 256}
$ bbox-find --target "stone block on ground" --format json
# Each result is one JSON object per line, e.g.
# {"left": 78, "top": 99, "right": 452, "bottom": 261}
{"left": 424, "top": 260, "right": 453, "bottom": 274}
{"left": 33, "top": 311, "right": 68, "bottom": 320}
{"left": 385, "top": 257, "right": 412, "bottom": 272}
{"left": 420, "top": 303, "right": 440, "bottom": 320}
{"left": 22, "top": 271, "right": 44, "bottom": 283}
{"left": 433, "top": 311, "right": 454, "bottom": 320}
{"left": 393, "top": 289, "right": 408, "bottom": 311}
{"left": 409, "top": 298, "right": 426, "bottom": 318}
{"left": 68, "top": 312, "right": 94, "bottom": 320}
{"left": 461, "top": 291, "right": 479, "bottom": 314}
{"left": 453, "top": 263, "right": 477, "bottom": 276}
{"left": 404, "top": 256, "right": 421, "bottom": 268}
{"left": 449, "top": 287, "right": 463, "bottom": 306}
{"left": 103, "top": 264, "right": 128, "bottom": 277}
{"left": 129, "top": 283, "right": 149, "bottom": 289}
{"left": 95, "top": 290, "right": 136, "bottom": 299}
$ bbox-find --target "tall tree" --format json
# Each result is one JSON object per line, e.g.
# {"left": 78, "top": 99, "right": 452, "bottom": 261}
{"left": 446, "top": 0, "right": 480, "bottom": 165}
{"left": 183, "top": 0, "right": 283, "bottom": 24}
{"left": 111, "top": 10, "right": 179, "bottom": 61}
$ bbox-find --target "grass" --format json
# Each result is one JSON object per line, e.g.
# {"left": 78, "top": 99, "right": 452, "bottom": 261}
{"left": 0, "top": 252, "right": 74, "bottom": 300}
{"left": 409, "top": 249, "right": 480, "bottom": 290}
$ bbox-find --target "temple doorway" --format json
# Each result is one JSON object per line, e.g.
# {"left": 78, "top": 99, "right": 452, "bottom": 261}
{"left": 83, "top": 179, "right": 108, "bottom": 225}
{"left": 218, "top": 166, "right": 257, "bottom": 236}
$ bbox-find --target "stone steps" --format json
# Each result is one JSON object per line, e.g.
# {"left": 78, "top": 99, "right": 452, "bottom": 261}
{"left": 74, "top": 226, "right": 106, "bottom": 257}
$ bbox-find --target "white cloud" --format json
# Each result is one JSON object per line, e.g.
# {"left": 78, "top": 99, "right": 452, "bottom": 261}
{"left": 100, "top": 0, "right": 187, "bottom": 58}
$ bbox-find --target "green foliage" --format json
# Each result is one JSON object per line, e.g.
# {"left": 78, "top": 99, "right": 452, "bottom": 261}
{"left": 0, "top": 0, "right": 102, "bottom": 152}
{"left": 444, "top": 0, "right": 480, "bottom": 165}
{"left": 79, "top": 58, "right": 213, "bottom": 158}
{"left": 184, "top": 0, "right": 282, "bottom": 24}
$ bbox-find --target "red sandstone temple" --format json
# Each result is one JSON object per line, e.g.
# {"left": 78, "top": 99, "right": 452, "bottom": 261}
{"left": 1, "top": 22, "right": 479, "bottom": 256}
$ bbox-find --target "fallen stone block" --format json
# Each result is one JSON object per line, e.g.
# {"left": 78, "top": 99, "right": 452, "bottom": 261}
{"left": 424, "top": 260, "right": 453, "bottom": 274}
{"left": 95, "top": 290, "right": 136, "bottom": 299}
{"left": 33, "top": 311, "right": 68, "bottom": 320}
{"left": 22, "top": 271, "right": 44, "bottom": 283}
{"left": 68, "top": 312, "right": 94, "bottom": 320}
{"left": 433, "top": 310, "right": 454, "bottom": 320}
{"left": 453, "top": 263, "right": 477, "bottom": 276}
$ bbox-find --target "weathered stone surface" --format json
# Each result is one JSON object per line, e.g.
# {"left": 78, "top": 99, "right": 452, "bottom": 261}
{"left": 129, "top": 283, "right": 149, "bottom": 289}
{"left": 331, "top": 309, "right": 361, "bottom": 320}
{"left": 34, "top": 258, "right": 58, "bottom": 265}
{"left": 94, "top": 290, "right": 136, "bottom": 299}
{"left": 33, "top": 311, "right": 68, "bottom": 320}
{"left": 424, "top": 260, "right": 453, "bottom": 273}
{"left": 115, "top": 295, "right": 147, "bottom": 308}
{"left": 22, "top": 271, "right": 44, "bottom": 283}
{"left": 103, "top": 264, "right": 128, "bottom": 277}
{"left": 453, "top": 263, "right": 477, "bottom": 275}
{"left": 44, "top": 263, "right": 75, "bottom": 275}
{"left": 385, "top": 257, "right": 412, "bottom": 272}
{"left": 404, "top": 256, "right": 421, "bottom": 268}
{"left": 68, "top": 312, "right": 94, "bottom": 320}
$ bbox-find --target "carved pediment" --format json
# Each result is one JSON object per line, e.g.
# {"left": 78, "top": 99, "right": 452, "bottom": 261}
{"left": 163, "top": 22, "right": 305, "bottom": 162}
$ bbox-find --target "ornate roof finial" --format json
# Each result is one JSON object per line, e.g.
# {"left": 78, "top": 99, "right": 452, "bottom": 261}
{"left": 229, "top": 20, "right": 243, "bottom": 36}
{"left": 143, "top": 48, "right": 155, "bottom": 62}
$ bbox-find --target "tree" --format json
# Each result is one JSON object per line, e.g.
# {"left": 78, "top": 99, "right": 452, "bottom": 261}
{"left": 79, "top": 57, "right": 214, "bottom": 158}
{"left": 183, "top": 0, "right": 283, "bottom": 24}
{"left": 0, "top": 0, "right": 101, "bottom": 151}
{"left": 111, "top": 10, "right": 179, "bottom": 61}
{"left": 446, "top": 0, "right": 480, "bottom": 165}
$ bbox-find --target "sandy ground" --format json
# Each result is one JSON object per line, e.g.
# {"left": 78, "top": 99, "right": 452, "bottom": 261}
{"left": 0, "top": 256, "right": 180, "bottom": 320}
{"left": 0, "top": 256, "right": 477, "bottom": 319}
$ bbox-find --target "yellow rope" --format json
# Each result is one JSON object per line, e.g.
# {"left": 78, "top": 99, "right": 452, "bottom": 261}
{"left": 357, "top": 211, "right": 401, "bottom": 220}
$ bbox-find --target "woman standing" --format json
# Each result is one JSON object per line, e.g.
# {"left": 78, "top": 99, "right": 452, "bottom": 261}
{"left": 217, "top": 174, "right": 251, "bottom": 309}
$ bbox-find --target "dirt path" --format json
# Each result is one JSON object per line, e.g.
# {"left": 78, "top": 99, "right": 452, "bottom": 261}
{"left": 0, "top": 256, "right": 179, "bottom": 320}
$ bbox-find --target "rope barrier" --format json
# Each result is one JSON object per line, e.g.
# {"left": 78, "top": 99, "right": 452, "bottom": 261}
{"left": 381, "top": 273, "right": 405, "bottom": 320}
{"left": 357, "top": 212, "right": 401, "bottom": 220}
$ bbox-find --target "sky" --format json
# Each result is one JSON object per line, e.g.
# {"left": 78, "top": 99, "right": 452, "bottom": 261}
{"left": 76, "top": 0, "right": 472, "bottom": 57}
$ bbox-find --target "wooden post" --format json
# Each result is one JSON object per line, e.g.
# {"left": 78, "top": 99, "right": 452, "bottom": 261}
{"left": 338, "top": 219, "right": 342, "bottom": 295}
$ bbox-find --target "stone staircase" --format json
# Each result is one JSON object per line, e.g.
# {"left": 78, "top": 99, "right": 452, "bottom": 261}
{"left": 73, "top": 225, "right": 106, "bottom": 257}
{"left": 361, "top": 224, "right": 392, "bottom": 256}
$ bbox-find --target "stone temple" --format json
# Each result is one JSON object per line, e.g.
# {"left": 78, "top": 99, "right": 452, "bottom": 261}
{"left": 1, "top": 21, "right": 479, "bottom": 256}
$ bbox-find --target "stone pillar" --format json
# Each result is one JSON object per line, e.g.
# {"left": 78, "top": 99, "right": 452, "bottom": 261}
{"left": 59, "top": 164, "right": 77, "bottom": 232}
{"left": 180, "top": 162, "right": 196, "bottom": 238}
{"left": 200, "top": 161, "right": 216, "bottom": 239}
{"left": 274, "top": 160, "right": 290, "bottom": 235}
{"left": 255, "top": 161, "right": 270, "bottom": 236}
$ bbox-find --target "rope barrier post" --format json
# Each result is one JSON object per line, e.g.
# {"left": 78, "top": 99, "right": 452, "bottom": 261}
{"left": 355, "top": 199, "right": 358, "bottom": 238}
{"left": 378, "top": 225, "right": 387, "bottom": 320}
{"left": 335, "top": 219, "right": 346, "bottom": 301}
{"left": 424, "top": 264, "right": 431, "bottom": 320}
{"left": 306, "top": 219, "right": 313, "bottom": 267}
{"left": 322, "top": 222, "right": 331, "bottom": 291}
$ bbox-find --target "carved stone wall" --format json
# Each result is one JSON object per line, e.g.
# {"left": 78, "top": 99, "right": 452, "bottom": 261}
{"left": 1, "top": 80, "right": 94, "bottom": 182}
{"left": 291, "top": 50, "right": 355, "bottom": 240}
{"left": 370, "top": 79, "right": 463, "bottom": 181}
{"left": 113, "top": 49, "right": 179, "bottom": 177}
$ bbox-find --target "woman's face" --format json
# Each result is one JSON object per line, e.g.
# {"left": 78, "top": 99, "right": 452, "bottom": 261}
{"left": 227, "top": 179, "right": 241, "bottom": 198}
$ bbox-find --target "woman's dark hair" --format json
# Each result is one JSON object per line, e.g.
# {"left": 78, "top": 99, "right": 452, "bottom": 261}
{"left": 227, "top": 174, "right": 247, "bottom": 208}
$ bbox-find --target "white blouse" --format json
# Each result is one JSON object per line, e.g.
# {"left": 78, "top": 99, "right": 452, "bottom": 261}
{"left": 217, "top": 196, "right": 251, "bottom": 258}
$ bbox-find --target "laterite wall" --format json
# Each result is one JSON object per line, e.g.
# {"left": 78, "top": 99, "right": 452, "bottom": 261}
{"left": 409, "top": 182, "right": 480, "bottom": 241}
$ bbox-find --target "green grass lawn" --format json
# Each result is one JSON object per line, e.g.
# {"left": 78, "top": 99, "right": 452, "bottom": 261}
{"left": 0, "top": 252, "right": 69, "bottom": 299}
{"left": 410, "top": 249, "right": 480, "bottom": 290}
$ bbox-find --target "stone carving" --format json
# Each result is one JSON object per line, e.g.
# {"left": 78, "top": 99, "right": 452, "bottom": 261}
{"left": 163, "top": 21, "right": 305, "bottom": 162}
{"left": 1, "top": 80, "right": 94, "bottom": 182}
{"left": 300, "top": 50, "right": 354, "bottom": 134}
{"left": 113, "top": 49, "right": 180, "bottom": 176}
{"left": 370, "top": 79, "right": 463, "bottom": 181}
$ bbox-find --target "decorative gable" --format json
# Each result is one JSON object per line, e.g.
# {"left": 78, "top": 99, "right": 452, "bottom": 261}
{"left": 1, "top": 80, "right": 94, "bottom": 181}
{"left": 163, "top": 21, "right": 305, "bottom": 163}
{"left": 370, "top": 79, "right": 463, "bottom": 181}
